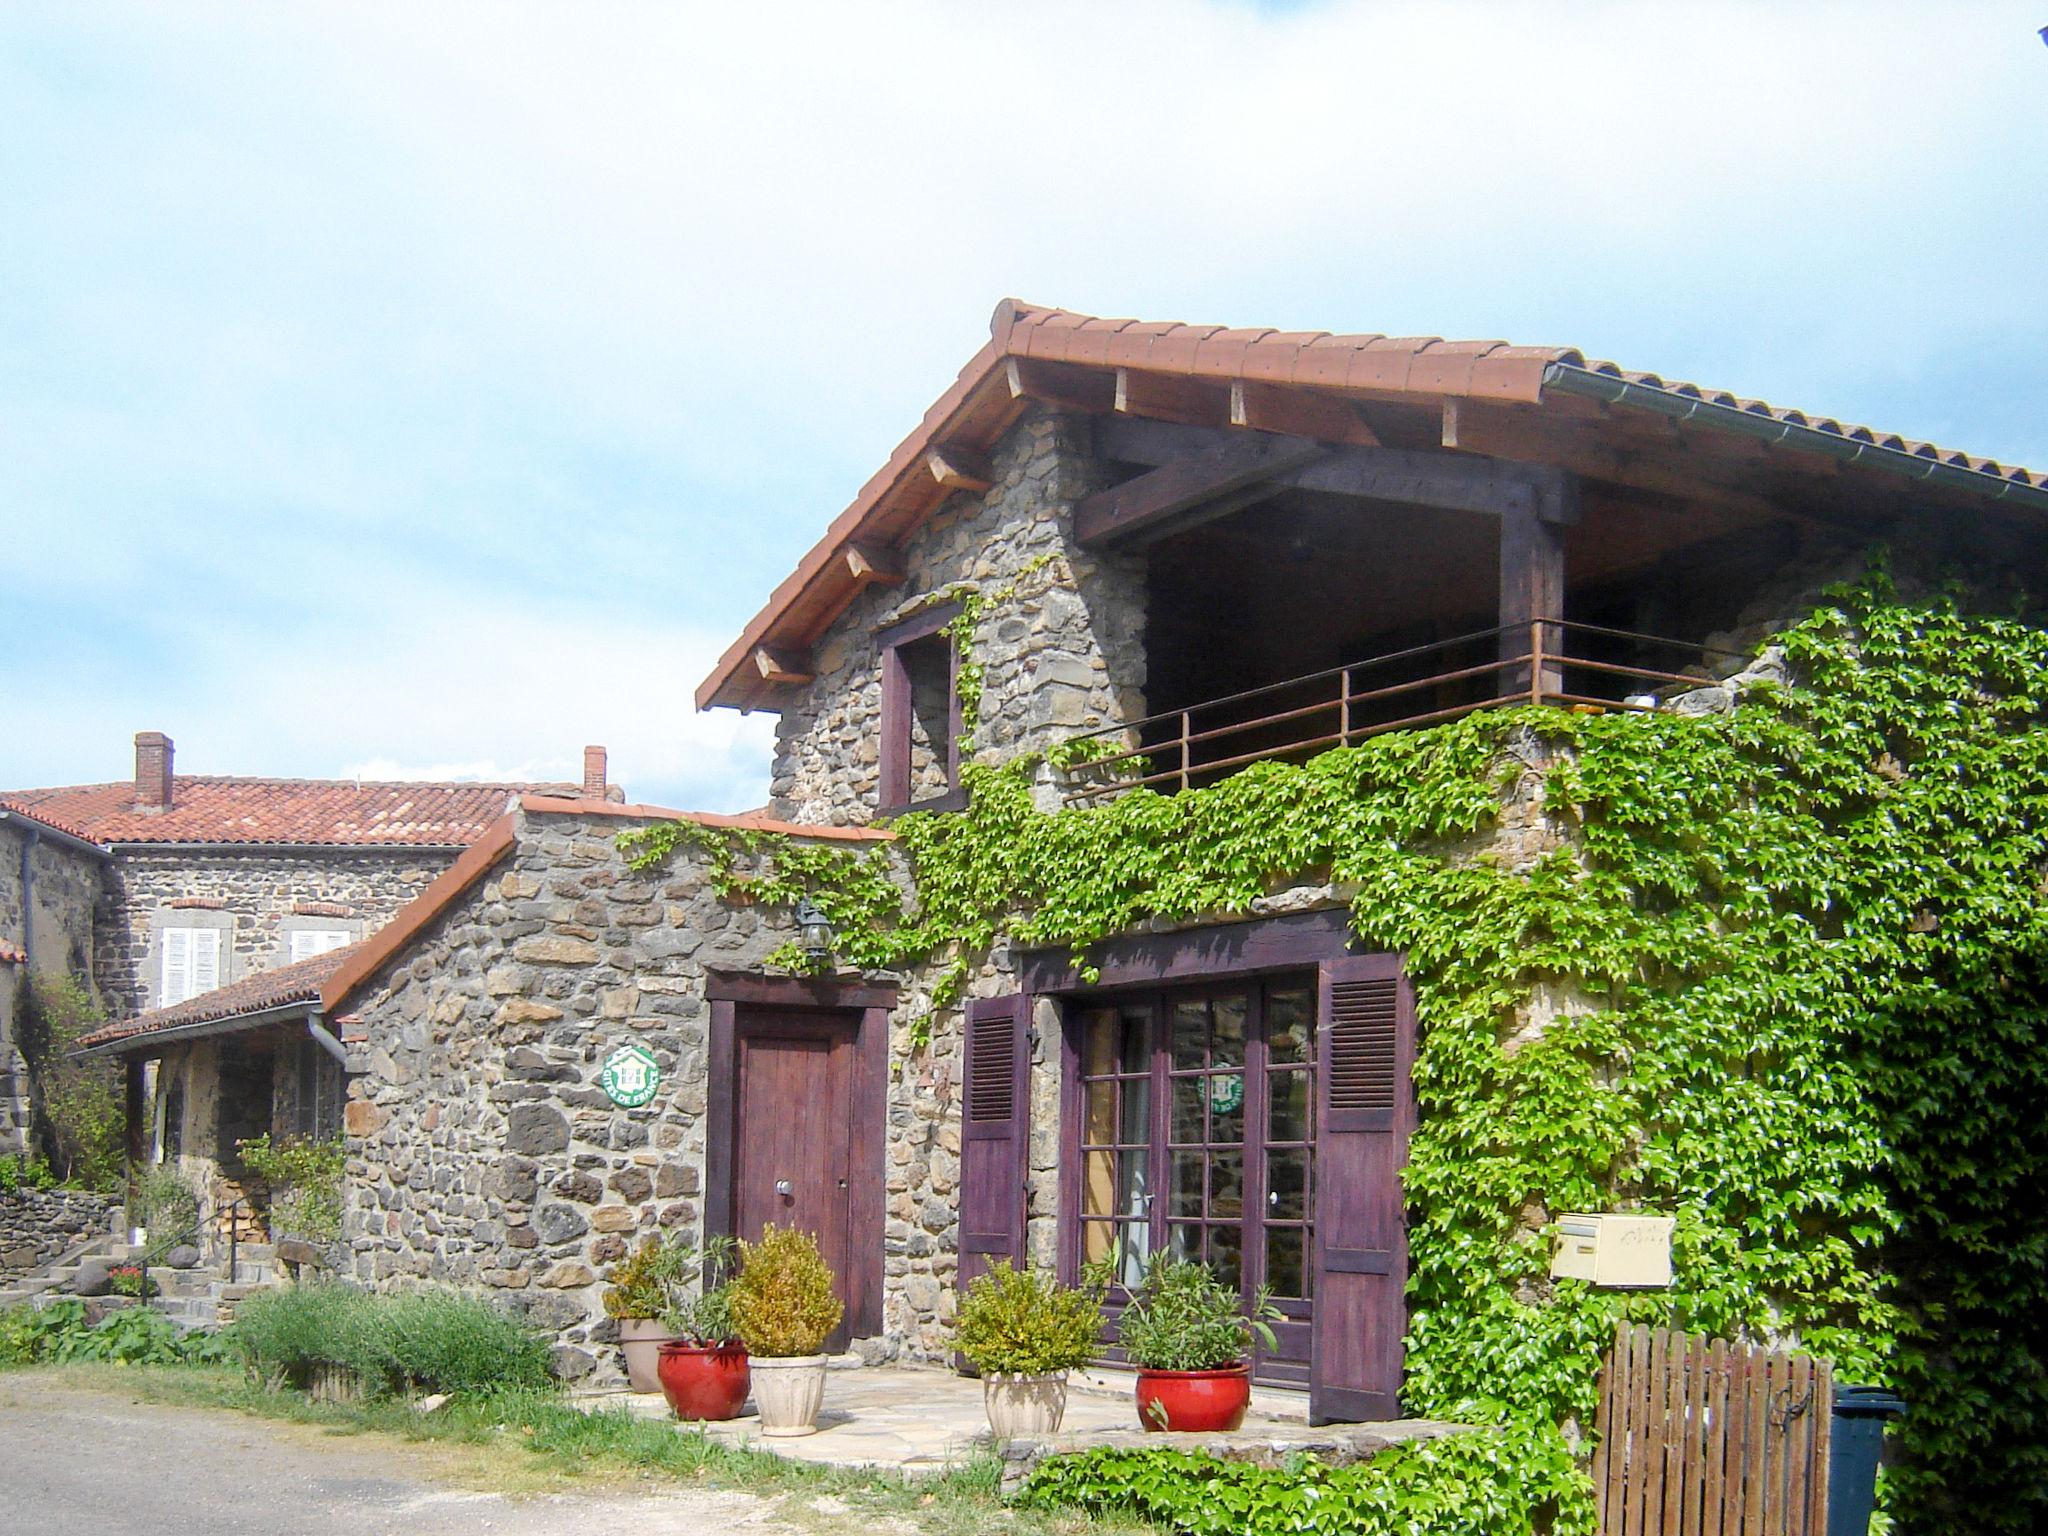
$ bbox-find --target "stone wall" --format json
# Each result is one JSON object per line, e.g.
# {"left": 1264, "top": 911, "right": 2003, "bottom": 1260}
{"left": 0, "top": 1188, "right": 119, "bottom": 1280}
{"left": 95, "top": 847, "right": 456, "bottom": 1019}
{"left": 337, "top": 805, "right": 974, "bottom": 1383}
{"left": 770, "top": 407, "right": 1146, "bottom": 826}
{"left": 0, "top": 821, "right": 108, "bottom": 1156}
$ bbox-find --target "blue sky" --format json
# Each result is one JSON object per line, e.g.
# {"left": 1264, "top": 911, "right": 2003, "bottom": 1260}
{"left": 4, "top": 1, "right": 2045, "bottom": 812}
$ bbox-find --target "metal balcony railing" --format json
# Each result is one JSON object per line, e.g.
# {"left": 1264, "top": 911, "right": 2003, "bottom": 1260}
{"left": 1059, "top": 618, "right": 1746, "bottom": 800}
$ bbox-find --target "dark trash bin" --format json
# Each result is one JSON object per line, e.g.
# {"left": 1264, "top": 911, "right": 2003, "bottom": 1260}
{"left": 1828, "top": 1385, "right": 1906, "bottom": 1536}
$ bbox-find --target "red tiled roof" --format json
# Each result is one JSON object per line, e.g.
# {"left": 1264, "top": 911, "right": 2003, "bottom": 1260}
{"left": 74, "top": 942, "right": 358, "bottom": 1050}
{"left": 0, "top": 799, "right": 106, "bottom": 847}
{"left": 699, "top": 298, "right": 2048, "bottom": 712}
{"left": 0, "top": 777, "right": 578, "bottom": 848}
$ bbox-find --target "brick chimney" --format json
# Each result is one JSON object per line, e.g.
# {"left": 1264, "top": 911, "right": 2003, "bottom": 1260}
{"left": 134, "top": 731, "right": 174, "bottom": 811}
{"left": 582, "top": 745, "right": 608, "bottom": 800}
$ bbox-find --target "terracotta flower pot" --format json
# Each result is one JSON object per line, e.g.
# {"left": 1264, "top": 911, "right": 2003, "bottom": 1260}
{"left": 748, "top": 1353, "right": 828, "bottom": 1437}
{"left": 616, "top": 1317, "right": 679, "bottom": 1394}
{"left": 1134, "top": 1364, "right": 1251, "bottom": 1432}
{"left": 656, "top": 1341, "right": 751, "bottom": 1422}
{"left": 983, "top": 1371, "right": 1069, "bottom": 1439}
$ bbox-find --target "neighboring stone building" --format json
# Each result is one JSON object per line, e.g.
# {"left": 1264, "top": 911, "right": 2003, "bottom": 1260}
{"left": 0, "top": 802, "right": 109, "bottom": 1156}
{"left": 77, "top": 301, "right": 2048, "bottom": 1418}
{"left": 4, "top": 736, "right": 613, "bottom": 1176}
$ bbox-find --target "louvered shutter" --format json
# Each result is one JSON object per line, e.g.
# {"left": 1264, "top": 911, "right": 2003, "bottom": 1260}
{"left": 191, "top": 929, "right": 221, "bottom": 995}
{"left": 161, "top": 929, "right": 190, "bottom": 1006}
{"left": 1311, "top": 954, "right": 1416, "bottom": 1424}
{"left": 957, "top": 994, "right": 1030, "bottom": 1298}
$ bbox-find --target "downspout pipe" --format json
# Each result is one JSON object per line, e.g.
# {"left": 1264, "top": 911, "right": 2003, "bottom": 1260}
{"left": 1542, "top": 364, "right": 2048, "bottom": 515}
{"left": 306, "top": 1013, "right": 351, "bottom": 1069}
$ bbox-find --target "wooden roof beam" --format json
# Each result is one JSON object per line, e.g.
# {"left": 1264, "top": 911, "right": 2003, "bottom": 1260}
{"left": 1005, "top": 357, "right": 1118, "bottom": 414}
{"left": 843, "top": 541, "right": 904, "bottom": 588}
{"left": 1236, "top": 380, "right": 1382, "bottom": 448}
{"left": 1115, "top": 368, "right": 1232, "bottom": 429}
{"left": 927, "top": 444, "right": 992, "bottom": 493}
{"left": 753, "top": 647, "right": 814, "bottom": 687}
{"left": 1075, "top": 432, "right": 1328, "bottom": 547}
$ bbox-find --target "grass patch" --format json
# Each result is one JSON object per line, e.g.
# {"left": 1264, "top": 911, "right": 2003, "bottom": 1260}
{"left": 30, "top": 1363, "right": 1136, "bottom": 1535}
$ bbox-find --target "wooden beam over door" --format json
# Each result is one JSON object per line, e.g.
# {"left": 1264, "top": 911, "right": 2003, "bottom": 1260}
{"left": 1074, "top": 431, "right": 1329, "bottom": 547}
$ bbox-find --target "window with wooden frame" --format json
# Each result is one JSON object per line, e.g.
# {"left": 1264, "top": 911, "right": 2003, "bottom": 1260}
{"left": 877, "top": 601, "right": 965, "bottom": 813}
{"left": 159, "top": 927, "right": 221, "bottom": 1007}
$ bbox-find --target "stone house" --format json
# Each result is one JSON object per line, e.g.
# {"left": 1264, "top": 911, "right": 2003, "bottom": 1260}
{"left": 74, "top": 301, "right": 2048, "bottom": 1418}
{"left": 7, "top": 735, "right": 609, "bottom": 1186}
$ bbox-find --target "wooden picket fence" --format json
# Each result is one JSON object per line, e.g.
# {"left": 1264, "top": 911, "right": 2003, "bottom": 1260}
{"left": 1593, "top": 1323, "right": 1832, "bottom": 1536}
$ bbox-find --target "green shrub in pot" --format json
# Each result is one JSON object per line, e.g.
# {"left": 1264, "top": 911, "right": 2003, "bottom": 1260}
{"left": 729, "top": 1225, "right": 842, "bottom": 1437}
{"left": 953, "top": 1260, "right": 1105, "bottom": 1439}
{"left": 1116, "top": 1253, "right": 1281, "bottom": 1432}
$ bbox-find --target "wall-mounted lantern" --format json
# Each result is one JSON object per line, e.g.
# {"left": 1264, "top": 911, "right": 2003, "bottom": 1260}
{"left": 794, "top": 898, "right": 835, "bottom": 964}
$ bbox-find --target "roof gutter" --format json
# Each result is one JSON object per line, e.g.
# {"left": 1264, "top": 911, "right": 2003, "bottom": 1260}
{"left": 68, "top": 998, "right": 320, "bottom": 1061}
{"left": 1544, "top": 364, "right": 2048, "bottom": 515}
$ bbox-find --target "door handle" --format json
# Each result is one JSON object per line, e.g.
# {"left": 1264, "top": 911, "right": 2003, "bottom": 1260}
{"left": 775, "top": 1179, "right": 793, "bottom": 1197}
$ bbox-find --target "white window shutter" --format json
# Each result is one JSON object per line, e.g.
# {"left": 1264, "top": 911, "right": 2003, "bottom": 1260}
{"left": 192, "top": 929, "right": 220, "bottom": 995}
{"left": 162, "top": 929, "right": 190, "bottom": 1006}
{"left": 292, "top": 929, "right": 350, "bottom": 961}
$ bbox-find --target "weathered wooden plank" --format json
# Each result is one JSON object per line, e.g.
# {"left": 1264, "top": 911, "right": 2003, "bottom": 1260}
{"left": 1602, "top": 1322, "right": 1632, "bottom": 1531}
{"left": 1806, "top": 1356, "right": 1831, "bottom": 1536}
{"left": 1743, "top": 1344, "right": 1770, "bottom": 1536}
{"left": 1074, "top": 432, "right": 1327, "bottom": 547}
{"left": 1592, "top": 1322, "right": 1620, "bottom": 1514}
{"left": 1701, "top": 1337, "right": 1730, "bottom": 1536}
{"left": 1115, "top": 367, "right": 1232, "bottom": 429}
{"left": 1784, "top": 1351, "right": 1813, "bottom": 1536}
{"left": 1720, "top": 1344, "right": 1751, "bottom": 1536}
{"left": 1004, "top": 357, "right": 1118, "bottom": 414}
{"left": 1674, "top": 1332, "right": 1703, "bottom": 1536}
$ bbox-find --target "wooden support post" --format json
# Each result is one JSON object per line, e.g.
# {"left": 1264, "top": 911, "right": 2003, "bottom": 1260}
{"left": 1498, "top": 508, "right": 1566, "bottom": 701}
{"left": 124, "top": 1056, "right": 147, "bottom": 1183}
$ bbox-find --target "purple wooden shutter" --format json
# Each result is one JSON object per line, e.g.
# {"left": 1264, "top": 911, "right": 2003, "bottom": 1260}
{"left": 958, "top": 994, "right": 1030, "bottom": 1292}
{"left": 1310, "top": 954, "right": 1416, "bottom": 1424}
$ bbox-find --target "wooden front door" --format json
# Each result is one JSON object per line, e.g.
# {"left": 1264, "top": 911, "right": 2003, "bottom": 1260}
{"left": 732, "top": 1010, "right": 857, "bottom": 1352}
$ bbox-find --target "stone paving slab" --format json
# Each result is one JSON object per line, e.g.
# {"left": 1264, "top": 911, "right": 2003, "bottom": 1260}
{"left": 572, "top": 1363, "right": 1467, "bottom": 1478}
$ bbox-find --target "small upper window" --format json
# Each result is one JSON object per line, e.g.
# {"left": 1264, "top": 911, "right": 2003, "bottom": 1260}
{"left": 289, "top": 929, "right": 353, "bottom": 963}
{"left": 878, "top": 602, "right": 964, "bottom": 813}
{"left": 160, "top": 927, "right": 221, "bottom": 1007}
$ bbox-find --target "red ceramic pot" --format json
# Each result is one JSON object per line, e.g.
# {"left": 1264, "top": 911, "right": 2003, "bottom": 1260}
{"left": 656, "top": 1341, "right": 751, "bottom": 1422}
{"left": 1134, "top": 1364, "right": 1251, "bottom": 1432}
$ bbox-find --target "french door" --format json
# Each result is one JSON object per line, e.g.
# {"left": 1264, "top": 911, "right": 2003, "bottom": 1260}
{"left": 1073, "top": 977, "right": 1318, "bottom": 1385}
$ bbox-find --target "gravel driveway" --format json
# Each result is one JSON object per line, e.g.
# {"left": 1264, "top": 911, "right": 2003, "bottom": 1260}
{"left": 0, "top": 1372, "right": 809, "bottom": 1536}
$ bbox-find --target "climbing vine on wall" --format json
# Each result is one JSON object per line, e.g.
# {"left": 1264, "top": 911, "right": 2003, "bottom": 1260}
{"left": 622, "top": 579, "right": 2048, "bottom": 1533}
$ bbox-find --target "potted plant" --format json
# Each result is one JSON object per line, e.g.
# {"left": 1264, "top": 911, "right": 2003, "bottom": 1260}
{"left": 1116, "top": 1253, "right": 1280, "bottom": 1432}
{"left": 952, "top": 1259, "right": 1104, "bottom": 1440}
{"left": 602, "top": 1234, "right": 684, "bottom": 1393}
{"left": 654, "top": 1236, "right": 750, "bottom": 1422}
{"left": 727, "top": 1224, "right": 843, "bottom": 1437}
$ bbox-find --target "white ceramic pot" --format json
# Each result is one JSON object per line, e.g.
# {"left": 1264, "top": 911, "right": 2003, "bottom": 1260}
{"left": 983, "top": 1371, "right": 1069, "bottom": 1439}
{"left": 749, "top": 1353, "right": 829, "bottom": 1437}
{"left": 616, "top": 1317, "right": 679, "bottom": 1395}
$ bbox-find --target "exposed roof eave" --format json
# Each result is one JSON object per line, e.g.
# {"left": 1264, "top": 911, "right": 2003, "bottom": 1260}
{"left": 1542, "top": 364, "right": 2048, "bottom": 514}
{"left": 71, "top": 999, "right": 320, "bottom": 1059}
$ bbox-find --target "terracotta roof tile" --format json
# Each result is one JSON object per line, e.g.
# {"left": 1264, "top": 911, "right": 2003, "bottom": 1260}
{"left": 0, "top": 777, "right": 579, "bottom": 848}
{"left": 697, "top": 298, "right": 2048, "bottom": 712}
{"left": 0, "top": 798, "right": 105, "bottom": 847}
{"left": 76, "top": 943, "right": 356, "bottom": 1050}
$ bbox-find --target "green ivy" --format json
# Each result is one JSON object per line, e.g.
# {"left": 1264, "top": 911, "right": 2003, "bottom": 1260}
{"left": 623, "top": 578, "right": 2048, "bottom": 1532}
{"left": 1021, "top": 1430, "right": 1591, "bottom": 1536}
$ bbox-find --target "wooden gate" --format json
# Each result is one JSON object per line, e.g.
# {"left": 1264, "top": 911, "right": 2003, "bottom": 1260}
{"left": 1593, "top": 1323, "right": 1832, "bottom": 1536}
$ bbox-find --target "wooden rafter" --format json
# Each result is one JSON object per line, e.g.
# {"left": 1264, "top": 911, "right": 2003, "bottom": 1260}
{"left": 927, "top": 444, "right": 993, "bottom": 493}
{"left": 1004, "top": 357, "right": 1118, "bottom": 414}
{"left": 1074, "top": 432, "right": 1328, "bottom": 547}
{"left": 1114, "top": 368, "right": 1232, "bottom": 429}
{"left": 753, "top": 646, "right": 814, "bottom": 686}
{"left": 843, "top": 541, "right": 905, "bottom": 588}
{"left": 1233, "top": 379, "right": 1382, "bottom": 448}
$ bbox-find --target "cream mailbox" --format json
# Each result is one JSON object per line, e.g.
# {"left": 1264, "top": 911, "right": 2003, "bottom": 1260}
{"left": 1551, "top": 1213, "right": 1674, "bottom": 1288}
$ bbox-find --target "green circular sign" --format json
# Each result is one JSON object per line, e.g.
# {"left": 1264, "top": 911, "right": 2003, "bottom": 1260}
{"left": 599, "top": 1044, "right": 661, "bottom": 1108}
{"left": 1208, "top": 1073, "right": 1244, "bottom": 1115}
